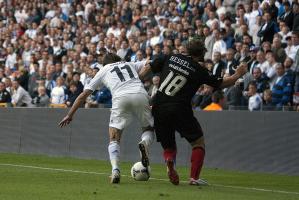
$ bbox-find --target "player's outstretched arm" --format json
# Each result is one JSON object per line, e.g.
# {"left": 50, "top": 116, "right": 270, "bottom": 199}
{"left": 220, "top": 62, "right": 248, "bottom": 89}
{"left": 59, "top": 89, "right": 92, "bottom": 128}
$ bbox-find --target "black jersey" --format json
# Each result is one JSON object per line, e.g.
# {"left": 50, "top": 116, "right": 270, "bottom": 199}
{"left": 151, "top": 54, "right": 223, "bottom": 106}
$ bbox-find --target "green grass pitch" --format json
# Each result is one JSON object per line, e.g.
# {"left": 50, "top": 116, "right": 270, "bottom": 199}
{"left": 0, "top": 153, "right": 298, "bottom": 200}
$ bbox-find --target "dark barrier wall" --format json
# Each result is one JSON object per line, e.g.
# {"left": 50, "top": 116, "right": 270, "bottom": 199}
{"left": 0, "top": 108, "right": 298, "bottom": 175}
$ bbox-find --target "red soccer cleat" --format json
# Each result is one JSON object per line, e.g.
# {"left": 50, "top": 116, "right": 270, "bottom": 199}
{"left": 166, "top": 159, "right": 179, "bottom": 185}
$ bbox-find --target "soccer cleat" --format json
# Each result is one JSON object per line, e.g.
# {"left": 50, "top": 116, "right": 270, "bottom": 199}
{"left": 138, "top": 141, "right": 149, "bottom": 168}
{"left": 189, "top": 178, "right": 209, "bottom": 186}
{"left": 110, "top": 169, "right": 121, "bottom": 184}
{"left": 166, "top": 159, "right": 179, "bottom": 185}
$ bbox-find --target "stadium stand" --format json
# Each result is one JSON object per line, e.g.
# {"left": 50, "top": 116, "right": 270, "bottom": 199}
{"left": 0, "top": 0, "right": 298, "bottom": 111}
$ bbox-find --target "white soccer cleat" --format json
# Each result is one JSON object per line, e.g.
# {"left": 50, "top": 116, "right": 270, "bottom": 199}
{"left": 189, "top": 178, "right": 209, "bottom": 186}
{"left": 138, "top": 140, "right": 149, "bottom": 168}
{"left": 110, "top": 169, "right": 121, "bottom": 184}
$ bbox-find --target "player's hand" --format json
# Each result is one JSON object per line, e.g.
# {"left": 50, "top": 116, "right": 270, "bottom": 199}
{"left": 235, "top": 62, "right": 248, "bottom": 77}
{"left": 145, "top": 58, "right": 150, "bottom": 65}
{"left": 59, "top": 115, "right": 72, "bottom": 128}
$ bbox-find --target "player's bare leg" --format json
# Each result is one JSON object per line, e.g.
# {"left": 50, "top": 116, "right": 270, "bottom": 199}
{"left": 189, "top": 136, "right": 208, "bottom": 186}
{"left": 139, "top": 126, "right": 155, "bottom": 167}
{"left": 108, "top": 127, "right": 122, "bottom": 184}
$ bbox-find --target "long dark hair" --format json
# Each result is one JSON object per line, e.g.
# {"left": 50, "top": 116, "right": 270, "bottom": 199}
{"left": 186, "top": 37, "right": 207, "bottom": 62}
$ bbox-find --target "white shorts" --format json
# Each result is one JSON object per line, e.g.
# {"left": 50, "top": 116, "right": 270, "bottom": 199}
{"left": 109, "top": 93, "right": 154, "bottom": 130}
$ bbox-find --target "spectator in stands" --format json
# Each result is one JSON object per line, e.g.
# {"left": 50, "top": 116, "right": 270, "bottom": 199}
{"left": 5, "top": 46, "right": 17, "bottom": 70}
{"left": 289, "top": 31, "right": 299, "bottom": 61}
{"left": 53, "top": 62, "right": 66, "bottom": 81}
{"left": 193, "top": 84, "right": 214, "bottom": 110}
{"left": 224, "top": 48, "right": 239, "bottom": 77}
{"left": 224, "top": 81, "right": 243, "bottom": 109}
{"left": 265, "top": 51, "right": 279, "bottom": 88}
{"left": 28, "top": 62, "right": 40, "bottom": 97}
{"left": 95, "top": 86, "right": 112, "bottom": 108}
{"left": 32, "top": 86, "right": 50, "bottom": 107}
{"left": 271, "top": 63, "right": 292, "bottom": 108}
{"left": 247, "top": 81, "right": 263, "bottom": 111}
{"left": 117, "top": 40, "right": 129, "bottom": 59}
{"left": 291, "top": 31, "right": 299, "bottom": 92}
{"left": 203, "top": 90, "right": 225, "bottom": 111}
{"left": 247, "top": 47, "right": 259, "bottom": 74}
{"left": 251, "top": 15, "right": 262, "bottom": 47}
{"left": 17, "top": 68, "right": 29, "bottom": 91}
{"left": 258, "top": 12, "right": 277, "bottom": 43}
{"left": 66, "top": 81, "right": 80, "bottom": 107}
{"left": 11, "top": 79, "right": 33, "bottom": 107}
{"left": 278, "top": 2, "right": 293, "bottom": 30}
{"left": 239, "top": 43, "right": 251, "bottom": 63}
{"left": 262, "top": 41, "right": 272, "bottom": 52}
{"left": 72, "top": 72, "right": 84, "bottom": 94}
{"left": 212, "top": 29, "right": 227, "bottom": 59}
{"left": 50, "top": 76, "right": 67, "bottom": 105}
{"left": 262, "top": 89, "right": 275, "bottom": 110}
{"left": 0, "top": 0, "right": 297, "bottom": 111}
{"left": 292, "top": 2, "right": 299, "bottom": 31}
{"left": 45, "top": 71, "right": 55, "bottom": 97}
{"left": 0, "top": 82, "right": 11, "bottom": 104}
{"left": 3, "top": 78, "right": 12, "bottom": 96}
{"left": 278, "top": 22, "right": 291, "bottom": 44}
{"left": 203, "top": 26, "right": 214, "bottom": 60}
{"left": 136, "top": 50, "right": 145, "bottom": 62}
{"left": 234, "top": 42, "right": 243, "bottom": 61}
{"left": 150, "top": 75, "right": 160, "bottom": 99}
{"left": 0, "top": 68, "right": 4, "bottom": 81}
{"left": 251, "top": 67, "right": 270, "bottom": 95}
{"left": 145, "top": 46, "right": 154, "bottom": 60}
{"left": 272, "top": 37, "right": 286, "bottom": 63}
{"left": 284, "top": 57, "right": 296, "bottom": 90}
{"left": 212, "top": 51, "right": 226, "bottom": 78}
{"left": 268, "top": 0, "right": 278, "bottom": 21}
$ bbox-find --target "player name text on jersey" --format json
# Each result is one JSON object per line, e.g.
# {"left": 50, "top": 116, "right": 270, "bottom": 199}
{"left": 169, "top": 56, "right": 190, "bottom": 68}
{"left": 169, "top": 64, "right": 189, "bottom": 75}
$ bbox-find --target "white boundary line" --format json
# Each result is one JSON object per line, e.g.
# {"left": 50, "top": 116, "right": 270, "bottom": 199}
{"left": 1, "top": 163, "right": 299, "bottom": 196}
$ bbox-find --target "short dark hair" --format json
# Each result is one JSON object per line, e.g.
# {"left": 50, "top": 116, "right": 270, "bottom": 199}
{"left": 292, "top": 31, "right": 299, "bottom": 38}
{"left": 72, "top": 72, "right": 80, "bottom": 77}
{"left": 103, "top": 53, "right": 122, "bottom": 66}
{"left": 283, "top": 1, "right": 290, "bottom": 7}
{"left": 212, "top": 90, "right": 224, "bottom": 103}
{"left": 69, "top": 81, "right": 77, "bottom": 87}
{"left": 249, "top": 81, "right": 257, "bottom": 88}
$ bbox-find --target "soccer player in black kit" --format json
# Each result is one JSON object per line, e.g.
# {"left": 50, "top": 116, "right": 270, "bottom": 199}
{"left": 142, "top": 38, "right": 247, "bottom": 186}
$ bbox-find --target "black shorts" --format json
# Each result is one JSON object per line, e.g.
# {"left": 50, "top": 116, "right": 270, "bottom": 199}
{"left": 152, "top": 104, "right": 203, "bottom": 147}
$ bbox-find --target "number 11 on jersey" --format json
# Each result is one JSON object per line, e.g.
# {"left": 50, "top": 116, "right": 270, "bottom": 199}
{"left": 159, "top": 71, "right": 187, "bottom": 96}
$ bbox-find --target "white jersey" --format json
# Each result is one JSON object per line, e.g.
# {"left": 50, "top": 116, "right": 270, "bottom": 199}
{"left": 85, "top": 61, "right": 147, "bottom": 100}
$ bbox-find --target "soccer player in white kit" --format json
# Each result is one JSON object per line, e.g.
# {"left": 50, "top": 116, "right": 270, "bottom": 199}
{"left": 59, "top": 53, "right": 155, "bottom": 184}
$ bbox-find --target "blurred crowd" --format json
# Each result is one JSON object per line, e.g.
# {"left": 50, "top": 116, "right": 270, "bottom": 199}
{"left": 0, "top": 0, "right": 298, "bottom": 111}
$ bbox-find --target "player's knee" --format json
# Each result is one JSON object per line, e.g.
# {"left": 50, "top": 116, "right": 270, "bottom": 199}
{"left": 161, "top": 141, "right": 177, "bottom": 150}
{"left": 109, "top": 127, "right": 122, "bottom": 143}
{"left": 141, "top": 126, "right": 154, "bottom": 132}
{"left": 191, "top": 136, "right": 205, "bottom": 149}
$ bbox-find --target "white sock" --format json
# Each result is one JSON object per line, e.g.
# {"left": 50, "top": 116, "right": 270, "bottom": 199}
{"left": 141, "top": 130, "right": 155, "bottom": 147}
{"left": 108, "top": 141, "right": 120, "bottom": 172}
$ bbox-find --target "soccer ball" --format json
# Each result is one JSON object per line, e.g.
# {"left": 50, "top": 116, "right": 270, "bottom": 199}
{"left": 131, "top": 161, "right": 151, "bottom": 181}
